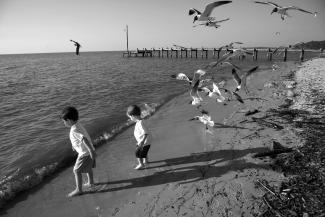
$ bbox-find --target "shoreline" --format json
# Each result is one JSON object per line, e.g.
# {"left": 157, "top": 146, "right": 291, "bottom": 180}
{"left": 0, "top": 59, "right": 319, "bottom": 216}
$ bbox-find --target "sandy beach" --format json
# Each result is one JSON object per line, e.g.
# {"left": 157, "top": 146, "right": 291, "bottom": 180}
{"left": 0, "top": 60, "right": 310, "bottom": 217}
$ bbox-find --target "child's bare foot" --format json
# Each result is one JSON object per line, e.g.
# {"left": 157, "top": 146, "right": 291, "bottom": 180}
{"left": 143, "top": 158, "right": 149, "bottom": 165}
{"left": 134, "top": 164, "right": 144, "bottom": 170}
{"left": 83, "top": 183, "right": 95, "bottom": 188}
{"left": 67, "top": 189, "right": 82, "bottom": 197}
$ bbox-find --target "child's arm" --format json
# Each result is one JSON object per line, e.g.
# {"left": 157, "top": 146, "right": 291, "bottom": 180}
{"left": 82, "top": 137, "right": 97, "bottom": 159}
{"left": 138, "top": 120, "right": 149, "bottom": 148}
{"left": 138, "top": 134, "right": 148, "bottom": 148}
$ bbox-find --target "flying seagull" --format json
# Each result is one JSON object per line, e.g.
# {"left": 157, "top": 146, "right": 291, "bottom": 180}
{"left": 224, "top": 41, "right": 244, "bottom": 49}
{"left": 171, "top": 73, "right": 193, "bottom": 85}
{"left": 206, "top": 48, "right": 252, "bottom": 68}
{"left": 232, "top": 68, "right": 242, "bottom": 92}
{"left": 193, "top": 18, "right": 230, "bottom": 28}
{"left": 173, "top": 44, "right": 188, "bottom": 49}
{"left": 218, "top": 61, "right": 242, "bottom": 91}
{"left": 200, "top": 82, "right": 226, "bottom": 103}
{"left": 237, "top": 66, "right": 259, "bottom": 94}
{"left": 254, "top": 1, "right": 317, "bottom": 20}
{"left": 189, "top": 113, "right": 215, "bottom": 129}
{"left": 190, "top": 79, "right": 203, "bottom": 107}
{"left": 171, "top": 69, "right": 206, "bottom": 85}
{"left": 223, "top": 88, "right": 245, "bottom": 104}
{"left": 189, "top": 1, "right": 232, "bottom": 23}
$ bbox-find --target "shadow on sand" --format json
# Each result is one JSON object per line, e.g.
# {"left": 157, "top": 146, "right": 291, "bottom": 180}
{"left": 85, "top": 147, "right": 270, "bottom": 194}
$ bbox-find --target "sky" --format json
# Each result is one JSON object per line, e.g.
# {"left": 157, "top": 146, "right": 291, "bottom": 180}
{"left": 0, "top": 0, "right": 324, "bottom": 54}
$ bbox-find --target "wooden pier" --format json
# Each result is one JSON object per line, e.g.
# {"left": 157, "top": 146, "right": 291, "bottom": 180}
{"left": 123, "top": 47, "right": 324, "bottom": 62}
{"left": 121, "top": 25, "right": 324, "bottom": 61}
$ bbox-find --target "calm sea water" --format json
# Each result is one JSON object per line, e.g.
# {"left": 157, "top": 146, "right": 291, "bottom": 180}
{"left": 0, "top": 50, "right": 320, "bottom": 206}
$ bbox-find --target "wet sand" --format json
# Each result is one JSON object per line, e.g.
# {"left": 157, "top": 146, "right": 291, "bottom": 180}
{"left": 1, "top": 60, "right": 303, "bottom": 217}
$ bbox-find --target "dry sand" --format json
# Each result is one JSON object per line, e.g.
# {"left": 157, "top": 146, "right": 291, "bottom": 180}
{"left": 1, "top": 61, "right": 303, "bottom": 217}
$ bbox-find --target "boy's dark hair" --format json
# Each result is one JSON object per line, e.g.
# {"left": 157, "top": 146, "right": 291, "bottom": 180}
{"left": 126, "top": 105, "right": 141, "bottom": 117}
{"left": 61, "top": 106, "right": 79, "bottom": 122}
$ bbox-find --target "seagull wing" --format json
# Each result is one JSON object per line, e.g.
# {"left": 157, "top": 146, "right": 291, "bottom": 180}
{"left": 200, "top": 86, "right": 212, "bottom": 94}
{"left": 173, "top": 44, "right": 187, "bottom": 49}
{"left": 172, "top": 73, "right": 191, "bottom": 83}
{"left": 207, "top": 52, "right": 233, "bottom": 68}
{"left": 194, "top": 69, "right": 207, "bottom": 77}
{"left": 285, "top": 6, "right": 316, "bottom": 15}
{"left": 190, "top": 79, "right": 200, "bottom": 98}
{"left": 244, "top": 66, "right": 259, "bottom": 78}
{"left": 212, "top": 82, "right": 222, "bottom": 96}
{"left": 226, "top": 41, "right": 244, "bottom": 49}
{"left": 212, "top": 82, "right": 226, "bottom": 102}
{"left": 232, "top": 68, "right": 241, "bottom": 88}
{"left": 189, "top": 8, "right": 201, "bottom": 15}
{"left": 202, "top": 1, "right": 232, "bottom": 17}
{"left": 233, "top": 92, "right": 244, "bottom": 103}
{"left": 221, "top": 61, "right": 242, "bottom": 71}
{"left": 254, "top": 1, "right": 279, "bottom": 8}
{"left": 193, "top": 23, "right": 207, "bottom": 27}
{"left": 213, "top": 18, "right": 230, "bottom": 23}
{"left": 241, "top": 66, "right": 259, "bottom": 94}
{"left": 200, "top": 109, "right": 209, "bottom": 115}
{"left": 218, "top": 80, "right": 226, "bottom": 88}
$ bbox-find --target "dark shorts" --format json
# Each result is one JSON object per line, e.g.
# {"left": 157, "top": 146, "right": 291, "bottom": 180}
{"left": 73, "top": 154, "right": 94, "bottom": 173}
{"left": 135, "top": 145, "right": 151, "bottom": 158}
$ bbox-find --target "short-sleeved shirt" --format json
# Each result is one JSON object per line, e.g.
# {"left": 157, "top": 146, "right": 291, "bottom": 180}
{"left": 134, "top": 120, "right": 151, "bottom": 145}
{"left": 70, "top": 122, "right": 95, "bottom": 157}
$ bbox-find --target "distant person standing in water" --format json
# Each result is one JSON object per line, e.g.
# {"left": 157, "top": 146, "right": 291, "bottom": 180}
{"left": 70, "top": 39, "right": 81, "bottom": 55}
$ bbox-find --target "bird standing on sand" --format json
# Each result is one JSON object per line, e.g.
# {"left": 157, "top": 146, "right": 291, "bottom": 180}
{"left": 70, "top": 40, "right": 81, "bottom": 55}
{"left": 254, "top": 1, "right": 317, "bottom": 20}
{"left": 189, "top": 1, "right": 232, "bottom": 23}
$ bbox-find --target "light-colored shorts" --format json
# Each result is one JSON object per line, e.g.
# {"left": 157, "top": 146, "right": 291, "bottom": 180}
{"left": 73, "top": 154, "right": 94, "bottom": 173}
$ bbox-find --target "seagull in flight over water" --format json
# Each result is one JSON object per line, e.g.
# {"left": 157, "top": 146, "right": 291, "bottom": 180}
{"left": 189, "top": 1, "right": 232, "bottom": 23}
{"left": 254, "top": 1, "right": 317, "bottom": 20}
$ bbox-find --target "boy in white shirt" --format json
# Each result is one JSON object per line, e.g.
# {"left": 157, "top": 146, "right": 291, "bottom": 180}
{"left": 126, "top": 105, "right": 151, "bottom": 170}
{"left": 61, "top": 106, "right": 97, "bottom": 197}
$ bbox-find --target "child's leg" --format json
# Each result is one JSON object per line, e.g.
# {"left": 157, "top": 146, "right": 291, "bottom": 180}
{"left": 142, "top": 145, "right": 151, "bottom": 164}
{"left": 134, "top": 158, "right": 144, "bottom": 170}
{"left": 68, "top": 170, "right": 82, "bottom": 197}
{"left": 85, "top": 170, "right": 94, "bottom": 186}
{"left": 143, "top": 157, "right": 149, "bottom": 164}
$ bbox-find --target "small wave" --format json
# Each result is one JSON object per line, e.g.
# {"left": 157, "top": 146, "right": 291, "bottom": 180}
{"left": 93, "top": 102, "right": 159, "bottom": 146}
{"left": 0, "top": 163, "right": 59, "bottom": 208}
